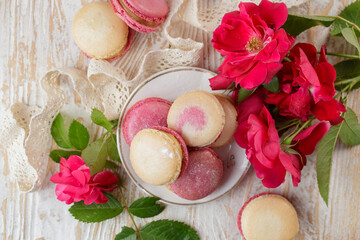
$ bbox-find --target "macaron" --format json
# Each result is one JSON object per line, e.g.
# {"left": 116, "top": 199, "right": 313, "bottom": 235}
{"left": 238, "top": 193, "right": 299, "bottom": 240}
{"left": 130, "top": 128, "right": 183, "bottom": 185}
{"left": 122, "top": 97, "right": 172, "bottom": 145}
{"left": 72, "top": 2, "right": 133, "bottom": 61}
{"left": 211, "top": 94, "right": 238, "bottom": 148}
{"left": 111, "top": 0, "right": 169, "bottom": 33}
{"left": 167, "top": 91, "right": 225, "bottom": 147}
{"left": 151, "top": 126, "right": 189, "bottom": 176}
{"left": 169, "top": 148, "right": 223, "bottom": 200}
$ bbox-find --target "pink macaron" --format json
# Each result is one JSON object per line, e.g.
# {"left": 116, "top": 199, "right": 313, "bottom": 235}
{"left": 238, "top": 193, "right": 299, "bottom": 240}
{"left": 110, "top": 0, "right": 169, "bottom": 33}
{"left": 169, "top": 148, "right": 223, "bottom": 200}
{"left": 151, "top": 126, "right": 189, "bottom": 176}
{"left": 122, "top": 97, "right": 172, "bottom": 145}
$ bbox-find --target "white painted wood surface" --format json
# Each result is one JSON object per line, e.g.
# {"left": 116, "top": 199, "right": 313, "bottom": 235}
{"left": 1, "top": 0, "right": 360, "bottom": 239}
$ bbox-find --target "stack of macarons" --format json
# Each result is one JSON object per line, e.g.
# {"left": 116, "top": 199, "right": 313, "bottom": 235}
{"left": 122, "top": 90, "right": 238, "bottom": 200}
{"left": 71, "top": 0, "right": 169, "bottom": 61}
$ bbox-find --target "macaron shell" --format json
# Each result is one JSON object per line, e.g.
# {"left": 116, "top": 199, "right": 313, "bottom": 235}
{"left": 211, "top": 94, "right": 238, "bottom": 148}
{"left": 123, "top": 0, "right": 169, "bottom": 21}
{"left": 72, "top": 2, "right": 130, "bottom": 59}
{"left": 130, "top": 129, "right": 182, "bottom": 185}
{"left": 81, "top": 28, "right": 134, "bottom": 62}
{"left": 167, "top": 90, "right": 225, "bottom": 147}
{"left": 169, "top": 148, "right": 223, "bottom": 200}
{"left": 122, "top": 97, "right": 172, "bottom": 145}
{"left": 110, "top": 0, "right": 161, "bottom": 33}
{"left": 151, "top": 126, "right": 189, "bottom": 176}
{"left": 238, "top": 193, "right": 299, "bottom": 240}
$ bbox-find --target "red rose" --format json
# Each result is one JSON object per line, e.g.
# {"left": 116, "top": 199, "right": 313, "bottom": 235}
{"left": 235, "top": 107, "right": 302, "bottom": 188}
{"left": 235, "top": 88, "right": 265, "bottom": 123}
{"left": 50, "top": 156, "right": 118, "bottom": 205}
{"left": 266, "top": 43, "right": 345, "bottom": 124}
{"left": 293, "top": 121, "right": 330, "bottom": 155}
{"left": 210, "top": 0, "right": 295, "bottom": 90}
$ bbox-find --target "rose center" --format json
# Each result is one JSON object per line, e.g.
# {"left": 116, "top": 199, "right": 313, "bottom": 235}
{"left": 245, "top": 37, "right": 264, "bottom": 53}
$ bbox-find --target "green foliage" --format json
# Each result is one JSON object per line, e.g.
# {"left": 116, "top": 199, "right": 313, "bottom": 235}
{"left": 81, "top": 139, "right": 107, "bottom": 175}
{"left": 115, "top": 227, "right": 137, "bottom": 240}
{"left": 139, "top": 220, "right": 200, "bottom": 240}
{"left": 341, "top": 27, "right": 360, "bottom": 54}
{"left": 69, "top": 193, "right": 123, "bottom": 223}
{"left": 339, "top": 108, "right": 360, "bottom": 146}
{"left": 237, "top": 88, "right": 256, "bottom": 104}
{"left": 331, "top": 1, "right": 360, "bottom": 36}
{"left": 282, "top": 14, "right": 335, "bottom": 36}
{"left": 91, "top": 108, "right": 113, "bottom": 131}
{"left": 51, "top": 114, "right": 72, "bottom": 149}
{"left": 49, "top": 149, "right": 81, "bottom": 163}
{"left": 68, "top": 120, "right": 90, "bottom": 150}
{"left": 107, "top": 134, "right": 121, "bottom": 163}
{"left": 317, "top": 125, "right": 341, "bottom": 205}
{"left": 129, "top": 197, "right": 164, "bottom": 218}
{"left": 263, "top": 76, "right": 279, "bottom": 93}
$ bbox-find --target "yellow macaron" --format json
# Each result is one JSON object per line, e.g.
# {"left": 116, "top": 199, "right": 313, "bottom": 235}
{"left": 211, "top": 94, "right": 238, "bottom": 148}
{"left": 72, "top": 2, "right": 131, "bottom": 60}
{"left": 130, "top": 128, "right": 183, "bottom": 185}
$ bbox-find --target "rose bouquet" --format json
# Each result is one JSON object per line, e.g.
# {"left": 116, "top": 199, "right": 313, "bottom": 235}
{"left": 210, "top": 0, "right": 360, "bottom": 204}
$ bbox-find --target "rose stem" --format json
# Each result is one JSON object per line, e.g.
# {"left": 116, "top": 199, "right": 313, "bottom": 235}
{"left": 319, "top": 51, "right": 360, "bottom": 59}
{"left": 118, "top": 187, "right": 140, "bottom": 232}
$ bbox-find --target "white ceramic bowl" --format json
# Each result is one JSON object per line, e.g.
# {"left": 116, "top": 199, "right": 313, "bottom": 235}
{"left": 117, "top": 67, "right": 250, "bottom": 205}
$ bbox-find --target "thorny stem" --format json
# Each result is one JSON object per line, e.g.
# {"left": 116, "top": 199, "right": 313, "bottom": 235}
{"left": 277, "top": 120, "right": 300, "bottom": 132}
{"left": 119, "top": 187, "right": 140, "bottom": 232}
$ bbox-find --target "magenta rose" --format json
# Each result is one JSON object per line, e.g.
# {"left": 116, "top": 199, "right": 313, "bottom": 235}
{"left": 210, "top": 0, "right": 295, "bottom": 90}
{"left": 50, "top": 155, "right": 118, "bottom": 205}
{"left": 235, "top": 106, "right": 302, "bottom": 187}
{"left": 266, "top": 43, "right": 346, "bottom": 124}
{"left": 293, "top": 121, "right": 330, "bottom": 155}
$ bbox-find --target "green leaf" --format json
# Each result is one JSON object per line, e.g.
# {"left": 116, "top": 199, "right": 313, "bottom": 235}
{"left": 263, "top": 76, "right": 279, "bottom": 93}
{"left": 339, "top": 108, "right": 360, "bottom": 146}
{"left": 334, "top": 59, "right": 360, "bottom": 80}
{"left": 51, "top": 114, "right": 73, "bottom": 149}
{"left": 105, "top": 160, "right": 119, "bottom": 169}
{"left": 49, "top": 149, "right": 81, "bottom": 163}
{"left": 68, "top": 120, "right": 90, "bottom": 150}
{"left": 341, "top": 27, "right": 360, "bottom": 54}
{"left": 81, "top": 139, "right": 107, "bottom": 175}
{"left": 283, "top": 14, "right": 335, "bottom": 36}
{"left": 237, "top": 88, "right": 256, "bottom": 104}
{"left": 317, "top": 124, "right": 342, "bottom": 205}
{"left": 331, "top": 1, "right": 360, "bottom": 36}
{"left": 69, "top": 193, "right": 122, "bottom": 223}
{"left": 129, "top": 197, "right": 165, "bottom": 218}
{"left": 115, "top": 227, "right": 137, "bottom": 240}
{"left": 107, "top": 134, "right": 121, "bottom": 163}
{"left": 140, "top": 220, "right": 200, "bottom": 240}
{"left": 91, "top": 108, "right": 113, "bottom": 131}
{"left": 334, "top": 60, "right": 360, "bottom": 91}
{"left": 110, "top": 119, "right": 119, "bottom": 129}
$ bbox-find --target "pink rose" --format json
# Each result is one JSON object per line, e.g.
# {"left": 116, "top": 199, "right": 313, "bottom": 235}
{"left": 293, "top": 121, "right": 330, "bottom": 155}
{"left": 210, "top": 0, "right": 295, "bottom": 90}
{"left": 266, "top": 43, "right": 345, "bottom": 124}
{"left": 50, "top": 155, "right": 118, "bottom": 205}
{"left": 235, "top": 107, "right": 302, "bottom": 187}
{"left": 235, "top": 88, "right": 265, "bottom": 123}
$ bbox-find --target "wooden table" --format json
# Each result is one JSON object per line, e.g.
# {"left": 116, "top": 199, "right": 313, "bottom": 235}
{"left": 1, "top": 0, "right": 359, "bottom": 239}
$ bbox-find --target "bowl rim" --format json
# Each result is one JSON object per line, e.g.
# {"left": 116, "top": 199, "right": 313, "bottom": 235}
{"left": 116, "top": 66, "right": 250, "bottom": 206}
